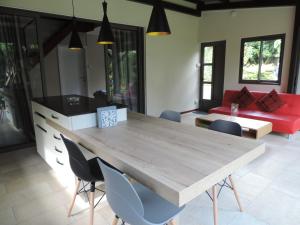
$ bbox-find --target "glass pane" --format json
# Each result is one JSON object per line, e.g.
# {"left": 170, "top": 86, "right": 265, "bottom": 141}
{"left": 261, "top": 39, "right": 282, "bottom": 81}
{"left": 106, "top": 29, "right": 139, "bottom": 112}
{"left": 242, "top": 41, "right": 260, "bottom": 80}
{"left": 204, "top": 46, "right": 213, "bottom": 64}
{"left": 21, "top": 17, "right": 44, "bottom": 98}
{"left": 203, "top": 83, "right": 212, "bottom": 100}
{"left": 203, "top": 65, "right": 212, "bottom": 82}
{"left": 0, "top": 14, "right": 37, "bottom": 149}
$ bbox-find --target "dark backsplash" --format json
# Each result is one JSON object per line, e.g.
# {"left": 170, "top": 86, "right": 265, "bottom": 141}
{"left": 33, "top": 95, "right": 125, "bottom": 117}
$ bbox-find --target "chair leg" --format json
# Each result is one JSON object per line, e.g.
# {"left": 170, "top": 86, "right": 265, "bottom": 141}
{"left": 112, "top": 215, "right": 119, "bottom": 225}
{"left": 168, "top": 219, "right": 176, "bottom": 225}
{"left": 89, "top": 182, "right": 95, "bottom": 225}
{"left": 212, "top": 185, "right": 218, "bottom": 225}
{"left": 229, "top": 175, "right": 243, "bottom": 212}
{"left": 68, "top": 178, "right": 81, "bottom": 217}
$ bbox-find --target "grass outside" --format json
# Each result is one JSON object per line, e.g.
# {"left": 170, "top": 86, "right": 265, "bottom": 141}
{"left": 242, "top": 63, "right": 278, "bottom": 81}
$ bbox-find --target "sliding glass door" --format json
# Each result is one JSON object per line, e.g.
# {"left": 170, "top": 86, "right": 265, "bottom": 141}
{"left": 0, "top": 13, "right": 43, "bottom": 151}
{"left": 105, "top": 26, "right": 145, "bottom": 113}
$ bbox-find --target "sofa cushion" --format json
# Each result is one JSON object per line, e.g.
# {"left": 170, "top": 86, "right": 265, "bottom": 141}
{"left": 234, "top": 87, "right": 256, "bottom": 108}
{"left": 256, "top": 90, "right": 285, "bottom": 112}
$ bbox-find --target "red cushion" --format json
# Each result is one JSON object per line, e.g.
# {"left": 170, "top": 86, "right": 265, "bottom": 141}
{"left": 256, "top": 90, "right": 285, "bottom": 112}
{"left": 234, "top": 87, "right": 256, "bottom": 108}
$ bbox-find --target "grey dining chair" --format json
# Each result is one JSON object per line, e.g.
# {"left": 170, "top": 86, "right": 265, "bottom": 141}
{"left": 208, "top": 119, "right": 243, "bottom": 225}
{"left": 97, "top": 159, "right": 184, "bottom": 225}
{"left": 160, "top": 110, "right": 181, "bottom": 123}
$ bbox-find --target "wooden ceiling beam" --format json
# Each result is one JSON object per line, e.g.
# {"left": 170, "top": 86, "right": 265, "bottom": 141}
{"left": 128, "top": 0, "right": 202, "bottom": 17}
{"left": 128, "top": 0, "right": 296, "bottom": 17}
{"left": 203, "top": 0, "right": 296, "bottom": 11}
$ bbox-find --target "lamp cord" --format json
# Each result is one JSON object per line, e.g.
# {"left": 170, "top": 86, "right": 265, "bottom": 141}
{"left": 72, "top": 0, "right": 75, "bottom": 18}
{"left": 102, "top": 1, "right": 108, "bottom": 15}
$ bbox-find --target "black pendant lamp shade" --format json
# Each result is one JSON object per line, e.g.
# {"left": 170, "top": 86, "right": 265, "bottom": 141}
{"left": 69, "top": 21, "right": 83, "bottom": 50}
{"left": 69, "top": 0, "right": 83, "bottom": 50}
{"left": 147, "top": 0, "right": 171, "bottom": 36}
{"left": 97, "top": 1, "right": 114, "bottom": 45}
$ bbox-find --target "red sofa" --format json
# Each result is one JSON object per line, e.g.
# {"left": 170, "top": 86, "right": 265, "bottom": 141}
{"left": 209, "top": 90, "right": 300, "bottom": 134}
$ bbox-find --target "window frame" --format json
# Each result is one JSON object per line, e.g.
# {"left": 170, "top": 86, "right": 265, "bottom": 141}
{"left": 239, "top": 34, "right": 286, "bottom": 85}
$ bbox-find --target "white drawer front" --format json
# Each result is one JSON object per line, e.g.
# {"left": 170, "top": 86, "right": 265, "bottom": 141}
{"left": 32, "top": 102, "right": 48, "bottom": 119}
{"left": 46, "top": 109, "right": 71, "bottom": 130}
{"left": 32, "top": 101, "right": 72, "bottom": 130}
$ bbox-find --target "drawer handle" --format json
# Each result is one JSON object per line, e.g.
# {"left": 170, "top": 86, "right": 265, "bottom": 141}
{"left": 34, "top": 112, "right": 45, "bottom": 119}
{"left": 53, "top": 135, "right": 61, "bottom": 141}
{"left": 55, "top": 147, "right": 63, "bottom": 154}
{"left": 56, "top": 158, "right": 64, "bottom": 166}
{"left": 51, "top": 114, "right": 59, "bottom": 120}
{"left": 36, "top": 124, "right": 47, "bottom": 133}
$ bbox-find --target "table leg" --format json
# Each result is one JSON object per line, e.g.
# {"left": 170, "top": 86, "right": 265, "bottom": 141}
{"left": 112, "top": 215, "right": 119, "bottom": 225}
{"left": 169, "top": 219, "right": 176, "bottom": 225}
{"left": 229, "top": 175, "right": 243, "bottom": 212}
{"left": 212, "top": 185, "right": 218, "bottom": 225}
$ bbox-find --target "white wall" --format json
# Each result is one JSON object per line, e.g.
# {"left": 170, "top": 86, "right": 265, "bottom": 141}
{"left": 0, "top": 1, "right": 296, "bottom": 114}
{"left": 199, "top": 7, "right": 295, "bottom": 93}
{"left": 0, "top": 0, "right": 200, "bottom": 116}
{"left": 86, "top": 33, "right": 106, "bottom": 98}
{"left": 58, "top": 45, "right": 88, "bottom": 96}
{"left": 44, "top": 48, "right": 61, "bottom": 96}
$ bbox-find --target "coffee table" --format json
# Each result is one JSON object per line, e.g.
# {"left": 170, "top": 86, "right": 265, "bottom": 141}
{"left": 195, "top": 113, "right": 272, "bottom": 139}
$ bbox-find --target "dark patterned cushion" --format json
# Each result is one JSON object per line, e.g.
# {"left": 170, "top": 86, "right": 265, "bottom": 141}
{"left": 234, "top": 87, "right": 256, "bottom": 108}
{"left": 256, "top": 90, "right": 285, "bottom": 112}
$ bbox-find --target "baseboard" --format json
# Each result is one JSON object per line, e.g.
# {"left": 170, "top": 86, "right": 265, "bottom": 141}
{"left": 180, "top": 108, "right": 199, "bottom": 114}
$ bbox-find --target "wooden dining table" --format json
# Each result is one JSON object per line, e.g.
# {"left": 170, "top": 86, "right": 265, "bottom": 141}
{"left": 47, "top": 112, "right": 265, "bottom": 224}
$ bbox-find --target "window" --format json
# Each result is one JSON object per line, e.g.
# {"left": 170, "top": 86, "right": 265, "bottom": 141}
{"left": 239, "top": 34, "right": 285, "bottom": 85}
{"left": 202, "top": 46, "right": 213, "bottom": 100}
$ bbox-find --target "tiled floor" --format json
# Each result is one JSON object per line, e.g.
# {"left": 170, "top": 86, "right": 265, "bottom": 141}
{"left": 0, "top": 119, "right": 28, "bottom": 150}
{"left": 0, "top": 113, "right": 300, "bottom": 225}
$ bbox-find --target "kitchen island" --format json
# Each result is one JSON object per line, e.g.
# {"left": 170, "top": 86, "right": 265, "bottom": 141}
{"left": 32, "top": 95, "right": 127, "bottom": 185}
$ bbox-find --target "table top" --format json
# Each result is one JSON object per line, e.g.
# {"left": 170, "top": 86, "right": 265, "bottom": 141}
{"left": 196, "top": 113, "right": 272, "bottom": 130}
{"left": 47, "top": 112, "right": 265, "bottom": 207}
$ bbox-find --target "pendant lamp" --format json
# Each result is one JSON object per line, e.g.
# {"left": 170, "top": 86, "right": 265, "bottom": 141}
{"left": 69, "top": 0, "right": 83, "bottom": 50}
{"left": 147, "top": 0, "right": 171, "bottom": 36}
{"left": 97, "top": 1, "right": 114, "bottom": 45}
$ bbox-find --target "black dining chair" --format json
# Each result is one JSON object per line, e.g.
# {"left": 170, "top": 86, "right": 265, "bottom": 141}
{"left": 208, "top": 119, "right": 243, "bottom": 217}
{"left": 160, "top": 110, "right": 181, "bottom": 123}
{"left": 60, "top": 134, "right": 105, "bottom": 225}
{"left": 209, "top": 119, "right": 242, "bottom": 136}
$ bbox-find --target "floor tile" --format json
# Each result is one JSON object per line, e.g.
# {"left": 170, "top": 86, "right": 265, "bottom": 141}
{"left": 234, "top": 173, "right": 272, "bottom": 201}
{"left": 12, "top": 192, "right": 67, "bottom": 223}
{"left": 0, "top": 183, "right": 6, "bottom": 196}
{"left": 0, "top": 207, "right": 17, "bottom": 225}
{"left": 247, "top": 188, "right": 300, "bottom": 225}
{"left": 271, "top": 171, "right": 300, "bottom": 198}
{"left": 0, "top": 114, "right": 300, "bottom": 225}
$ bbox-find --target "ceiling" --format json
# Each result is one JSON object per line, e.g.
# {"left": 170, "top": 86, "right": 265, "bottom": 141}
{"left": 129, "top": 0, "right": 296, "bottom": 17}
